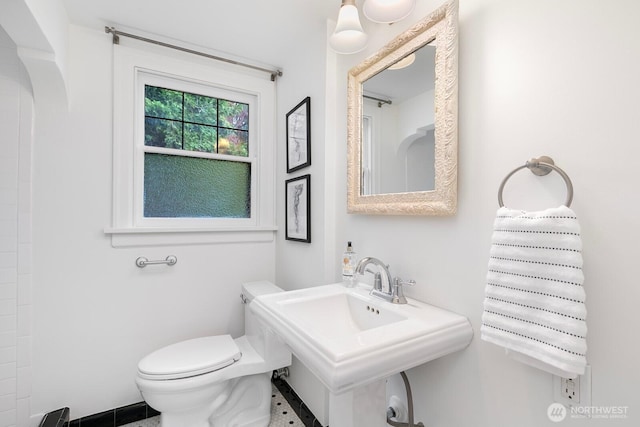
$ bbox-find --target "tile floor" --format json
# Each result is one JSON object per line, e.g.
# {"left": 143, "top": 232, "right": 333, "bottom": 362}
{"left": 122, "top": 417, "right": 159, "bottom": 427}
{"left": 120, "top": 385, "right": 304, "bottom": 427}
{"left": 269, "top": 384, "right": 306, "bottom": 426}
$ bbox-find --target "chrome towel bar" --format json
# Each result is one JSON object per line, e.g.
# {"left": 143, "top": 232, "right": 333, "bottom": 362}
{"left": 136, "top": 255, "right": 177, "bottom": 268}
{"left": 498, "top": 156, "right": 574, "bottom": 207}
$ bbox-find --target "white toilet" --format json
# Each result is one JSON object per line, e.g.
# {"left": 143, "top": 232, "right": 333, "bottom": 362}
{"left": 135, "top": 281, "right": 291, "bottom": 427}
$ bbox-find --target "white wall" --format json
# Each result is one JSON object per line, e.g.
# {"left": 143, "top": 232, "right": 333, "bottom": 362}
{"left": 274, "top": 22, "right": 332, "bottom": 291}
{"left": 27, "top": 25, "right": 277, "bottom": 420}
{"left": 323, "top": 0, "right": 640, "bottom": 425}
{"left": 0, "top": 26, "right": 34, "bottom": 427}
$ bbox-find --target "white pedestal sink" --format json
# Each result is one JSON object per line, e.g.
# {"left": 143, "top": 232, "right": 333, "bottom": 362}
{"left": 250, "top": 283, "right": 472, "bottom": 426}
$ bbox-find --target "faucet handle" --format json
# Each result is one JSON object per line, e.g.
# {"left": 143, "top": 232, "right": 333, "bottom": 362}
{"left": 396, "top": 278, "right": 416, "bottom": 287}
{"left": 391, "top": 277, "right": 416, "bottom": 304}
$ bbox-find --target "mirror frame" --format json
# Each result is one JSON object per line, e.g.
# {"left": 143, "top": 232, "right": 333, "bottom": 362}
{"left": 347, "top": 0, "right": 458, "bottom": 215}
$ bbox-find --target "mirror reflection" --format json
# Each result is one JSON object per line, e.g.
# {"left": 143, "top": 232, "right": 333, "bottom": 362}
{"left": 361, "top": 43, "right": 436, "bottom": 195}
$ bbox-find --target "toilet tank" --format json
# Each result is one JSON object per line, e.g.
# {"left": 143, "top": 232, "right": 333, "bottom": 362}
{"left": 242, "top": 281, "right": 290, "bottom": 365}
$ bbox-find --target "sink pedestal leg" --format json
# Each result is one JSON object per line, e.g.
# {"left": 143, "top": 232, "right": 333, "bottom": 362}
{"left": 329, "top": 379, "right": 387, "bottom": 427}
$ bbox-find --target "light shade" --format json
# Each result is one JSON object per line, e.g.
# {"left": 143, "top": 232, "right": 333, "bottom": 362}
{"left": 363, "top": 0, "right": 416, "bottom": 24}
{"left": 388, "top": 53, "right": 416, "bottom": 70}
{"left": 329, "top": 1, "right": 368, "bottom": 54}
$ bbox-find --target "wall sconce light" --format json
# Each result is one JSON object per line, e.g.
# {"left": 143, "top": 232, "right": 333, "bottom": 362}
{"left": 329, "top": 0, "right": 368, "bottom": 54}
{"left": 363, "top": 0, "right": 416, "bottom": 24}
{"left": 330, "top": 0, "right": 416, "bottom": 54}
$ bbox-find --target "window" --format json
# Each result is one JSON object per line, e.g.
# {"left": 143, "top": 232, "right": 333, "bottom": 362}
{"left": 142, "top": 84, "right": 251, "bottom": 219}
{"left": 107, "top": 43, "right": 276, "bottom": 246}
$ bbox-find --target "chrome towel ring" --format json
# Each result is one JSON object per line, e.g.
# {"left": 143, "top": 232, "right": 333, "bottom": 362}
{"left": 498, "top": 156, "right": 573, "bottom": 208}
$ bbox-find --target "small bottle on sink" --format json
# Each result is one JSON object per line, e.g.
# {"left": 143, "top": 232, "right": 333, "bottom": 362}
{"left": 342, "top": 241, "right": 357, "bottom": 287}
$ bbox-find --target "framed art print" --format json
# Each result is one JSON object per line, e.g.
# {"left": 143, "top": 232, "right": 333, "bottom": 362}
{"left": 286, "top": 97, "right": 311, "bottom": 173}
{"left": 285, "top": 174, "right": 310, "bottom": 242}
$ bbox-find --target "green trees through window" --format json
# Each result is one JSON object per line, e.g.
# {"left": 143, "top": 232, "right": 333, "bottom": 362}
{"left": 144, "top": 85, "right": 249, "bottom": 157}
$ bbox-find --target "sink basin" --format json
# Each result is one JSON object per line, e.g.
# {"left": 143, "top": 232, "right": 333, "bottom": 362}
{"left": 250, "top": 283, "right": 473, "bottom": 393}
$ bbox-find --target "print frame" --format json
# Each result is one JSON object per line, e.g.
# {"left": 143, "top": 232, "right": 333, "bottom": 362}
{"left": 285, "top": 174, "right": 311, "bottom": 243}
{"left": 286, "top": 97, "right": 311, "bottom": 173}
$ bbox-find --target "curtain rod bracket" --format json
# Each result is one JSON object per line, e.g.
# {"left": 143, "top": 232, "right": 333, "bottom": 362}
{"left": 105, "top": 26, "right": 119, "bottom": 44}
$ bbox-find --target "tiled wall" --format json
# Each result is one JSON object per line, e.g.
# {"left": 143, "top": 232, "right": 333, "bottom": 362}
{"left": 0, "top": 42, "right": 34, "bottom": 427}
{"left": 15, "top": 84, "right": 33, "bottom": 427}
{"left": 69, "top": 402, "right": 158, "bottom": 427}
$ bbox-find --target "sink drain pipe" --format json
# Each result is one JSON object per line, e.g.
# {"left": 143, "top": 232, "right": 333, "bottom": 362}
{"left": 386, "top": 371, "right": 425, "bottom": 427}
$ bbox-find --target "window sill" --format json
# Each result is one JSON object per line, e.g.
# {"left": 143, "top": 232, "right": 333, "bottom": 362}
{"left": 104, "top": 226, "right": 277, "bottom": 247}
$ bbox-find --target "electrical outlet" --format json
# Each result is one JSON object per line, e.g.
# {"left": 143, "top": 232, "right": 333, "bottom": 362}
{"left": 553, "top": 365, "right": 592, "bottom": 407}
{"left": 561, "top": 377, "right": 580, "bottom": 401}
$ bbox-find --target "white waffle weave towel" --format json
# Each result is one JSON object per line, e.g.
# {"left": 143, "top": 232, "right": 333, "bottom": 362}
{"left": 481, "top": 205, "right": 587, "bottom": 378}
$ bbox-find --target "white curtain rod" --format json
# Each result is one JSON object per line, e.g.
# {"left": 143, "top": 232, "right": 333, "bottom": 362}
{"left": 104, "top": 27, "right": 283, "bottom": 81}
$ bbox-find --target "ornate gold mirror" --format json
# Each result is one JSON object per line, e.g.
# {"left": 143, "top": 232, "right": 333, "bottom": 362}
{"left": 347, "top": 0, "right": 458, "bottom": 215}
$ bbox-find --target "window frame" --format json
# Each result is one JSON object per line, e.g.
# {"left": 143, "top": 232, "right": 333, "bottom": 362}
{"left": 106, "top": 43, "right": 276, "bottom": 247}
{"left": 136, "top": 73, "right": 257, "bottom": 227}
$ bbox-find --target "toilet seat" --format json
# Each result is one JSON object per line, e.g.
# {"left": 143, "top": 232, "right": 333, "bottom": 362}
{"left": 138, "top": 335, "right": 242, "bottom": 380}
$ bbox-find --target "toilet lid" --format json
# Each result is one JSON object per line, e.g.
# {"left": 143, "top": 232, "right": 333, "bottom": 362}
{"left": 138, "top": 335, "right": 242, "bottom": 380}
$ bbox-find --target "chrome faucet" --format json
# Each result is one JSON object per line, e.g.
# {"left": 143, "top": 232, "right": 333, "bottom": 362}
{"left": 354, "top": 257, "right": 415, "bottom": 304}
{"left": 355, "top": 257, "right": 392, "bottom": 292}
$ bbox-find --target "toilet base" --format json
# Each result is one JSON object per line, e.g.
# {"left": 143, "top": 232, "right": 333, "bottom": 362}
{"left": 159, "top": 392, "right": 228, "bottom": 427}
{"left": 154, "top": 372, "right": 272, "bottom": 427}
{"left": 209, "top": 372, "right": 272, "bottom": 427}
